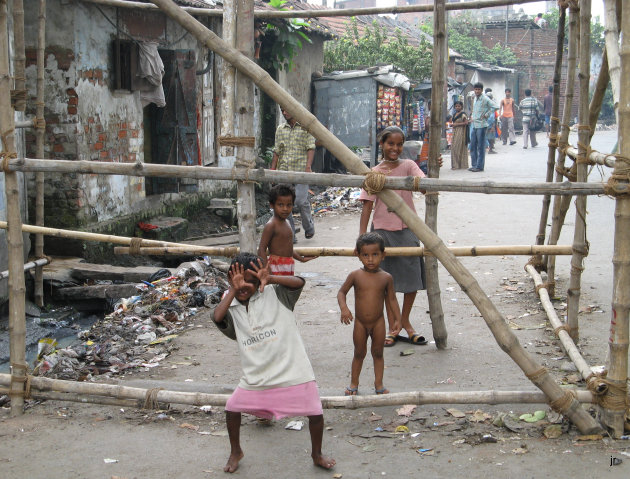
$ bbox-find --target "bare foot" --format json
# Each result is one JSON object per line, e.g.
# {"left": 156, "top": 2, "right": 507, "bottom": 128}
{"left": 312, "top": 453, "right": 336, "bottom": 469}
{"left": 223, "top": 450, "right": 244, "bottom": 473}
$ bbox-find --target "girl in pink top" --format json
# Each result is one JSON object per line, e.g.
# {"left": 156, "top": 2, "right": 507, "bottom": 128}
{"left": 359, "top": 126, "right": 428, "bottom": 347}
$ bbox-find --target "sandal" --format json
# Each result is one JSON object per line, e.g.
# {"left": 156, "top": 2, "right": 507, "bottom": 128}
{"left": 384, "top": 333, "right": 398, "bottom": 347}
{"left": 375, "top": 388, "right": 389, "bottom": 395}
{"left": 344, "top": 386, "right": 358, "bottom": 396}
{"left": 397, "top": 333, "right": 428, "bottom": 345}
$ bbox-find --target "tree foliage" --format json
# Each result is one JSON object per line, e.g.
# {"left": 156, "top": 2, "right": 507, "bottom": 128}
{"left": 422, "top": 13, "right": 518, "bottom": 67}
{"left": 323, "top": 18, "right": 433, "bottom": 81}
{"left": 542, "top": 8, "right": 605, "bottom": 52}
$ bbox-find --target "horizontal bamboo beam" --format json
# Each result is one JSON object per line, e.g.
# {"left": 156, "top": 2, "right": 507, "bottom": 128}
{"left": 5, "top": 157, "right": 619, "bottom": 196}
{"left": 14, "top": 119, "right": 32, "bottom": 128}
{"left": 80, "top": 0, "right": 542, "bottom": 19}
{"left": 0, "top": 257, "right": 49, "bottom": 280}
{"left": 0, "top": 374, "right": 593, "bottom": 408}
{"left": 526, "top": 265, "right": 607, "bottom": 391}
{"left": 114, "top": 244, "right": 574, "bottom": 257}
{"left": 565, "top": 145, "right": 616, "bottom": 168}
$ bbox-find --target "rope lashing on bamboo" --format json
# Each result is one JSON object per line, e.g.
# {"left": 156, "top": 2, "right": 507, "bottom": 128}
{"left": 557, "top": 0, "right": 570, "bottom": 9}
{"left": 362, "top": 171, "right": 386, "bottom": 195}
{"left": 549, "top": 389, "right": 577, "bottom": 414}
{"left": 10, "top": 89, "right": 27, "bottom": 108}
{"left": 535, "top": 283, "right": 550, "bottom": 294}
{"left": 143, "top": 387, "right": 164, "bottom": 409}
{"left": 555, "top": 164, "right": 576, "bottom": 181}
{"left": 553, "top": 324, "right": 570, "bottom": 336}
{"left": 129, "top": 237, "right": 144, "bottom": 255}
{"left": 525, "top": 367, "right": 548, "bottom": 383}
{"left": 1, "top": 128, "right": 17, "bottom": 172}
{"left": 525, "top": 255, "right": 544, "bottom": 273}
{"left": 603, "top": 154, "right": 630, "bottom": 197}
{"left": 8, "top": 362, "right": 29, "bottom": 398}
{"left": 576, "top": 142, "right": 594, "bottom": 165}
{"left": 34, "top": 117, "right": 46, "bottom": 130}
{"left": 231, "top": 155, "right": 259, "bottom": 184}
{"left": 585, "top": 373, "right": 628, "bottom": 411}
{"left": 218, "top": 136, "right": 255, "bottom": 147}
{"left": 548, "top": 133, "right": 559, "bottom": 149}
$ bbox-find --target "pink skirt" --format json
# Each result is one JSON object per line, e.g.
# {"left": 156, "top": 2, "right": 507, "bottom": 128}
{"left": 225, "top": 381, "right": 323, "bottom": 419}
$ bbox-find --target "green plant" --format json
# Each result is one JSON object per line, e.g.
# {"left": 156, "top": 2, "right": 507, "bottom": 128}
{"left": 324, "top": 18, "right": 432, "bottom": 80}
{"left": 263, "top": 0, "right": 312, "bottom": 71}
{"left": 259, "top": 146, "right": 275, "bottom": 166}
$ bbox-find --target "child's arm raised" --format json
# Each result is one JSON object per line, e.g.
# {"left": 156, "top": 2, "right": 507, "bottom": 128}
{"left": 212, "top": 263, "right": 248, "bottom": 324}
{"left": 249, "top": 259, "right": 305, "bottom": 291}
{"left": 337, "top": 272, "right": 355, "bottom": 324}
{"left": 385, "top": 274, "right": 402, "bottom": 336}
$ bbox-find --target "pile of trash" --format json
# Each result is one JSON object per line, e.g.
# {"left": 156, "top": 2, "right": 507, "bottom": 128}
{"left": 32, "top": 258, "right": 229, "bottom": 381}
{"left": 312, "top": 186, "right": 362, "bottom": 216}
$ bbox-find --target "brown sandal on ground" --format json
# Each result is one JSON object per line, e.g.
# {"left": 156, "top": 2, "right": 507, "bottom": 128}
{"left": 384, "top": 333, "right": 398, "bottom": 347}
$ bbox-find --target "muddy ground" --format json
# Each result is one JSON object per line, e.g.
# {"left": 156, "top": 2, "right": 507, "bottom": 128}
{"left": 1, "top": 130, "right": 629, "bottom": 478}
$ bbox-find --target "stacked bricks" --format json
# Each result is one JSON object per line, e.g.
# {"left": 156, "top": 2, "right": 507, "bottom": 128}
{"left": 85, "top": 119, "right": 142, "bottom": 163}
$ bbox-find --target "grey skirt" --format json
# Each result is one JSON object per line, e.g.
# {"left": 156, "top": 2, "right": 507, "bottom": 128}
{"left": 372, "top": 227, "right": 426, "bottom": 293}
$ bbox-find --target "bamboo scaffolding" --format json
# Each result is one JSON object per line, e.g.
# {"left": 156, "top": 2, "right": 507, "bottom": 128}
{"left": 588, "top": 49, "right": 610, "bottom": 138}
{"left": 0, "top": 373, "right": 594, "bottom": 409}
{"left": 33, "top": 0, "right": 46, "bottom": 308}
{"left": 13, "top": 119, "right": 32, "bottom": 128}
{"left": 1, "top": 0, "right": 27, "bottom": 416}
{"left": 603, "top": 0, "right": 621, "bottom": 125}
{"left": 234, "top": 0, "right": 256, "bottom": 253}
{"left": 80, "top": 0, "right": 542, "bottom": 19}
{"left": 4, "top": 157, "right": 620, "bottom": 195}
{"left": 113, "top": 244, "right": 574, "bottom": 258}
{"left": 425, "top": 0, "right": 447, "bottom": 349}
{"left": 565, "top": 145, "right": 615, "bottom": 167}
{"left": 526, "top": 265, "right": 601, "bottom": 385}
{"left": 0, "top": 257, "right": 49, "bottom": 280}
{"left": 11, "top": 0, "right": 25, "bottom": 112}
{"left": 600, "top": 0, "right": 630, "bottom": 438}
{"left": 535, "top": 5, "right": 566, "bottom": 260}
{"left": 219, "top": 0, "right": 235, "bottom": 163}
{"left": 566, "top": 1, "right": 592, "bottom": 343}
{"left": 545, "top": 4, "right": 579, "bottom": 295}
{"left": 151, "top": 0, "right": 602, "bottom": 433}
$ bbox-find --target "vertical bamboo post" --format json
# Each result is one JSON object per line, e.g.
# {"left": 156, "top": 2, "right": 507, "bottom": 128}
{"left": 33, "top": 0, "right": 46, "bottom": 307}
{"left": 11, "top": 0, "right": 25, "bottom": 112}
{"left": 220, "top": 0, "right": 235, "bottom": 164}
{"left": 1, "top": 0, "right": 27, "bottom": 415}
{"left": 566, "top": 0, "right": 591, "bottom": 343}
{"left": 603, "top": 0, "right": 621, "bottom": 125}
{"left": 425, "top": 0, "right": 447, "bottom": 348}
{"left": 545, "top": 3, "right": 579, "bottom": 295}
{"left": 600, "top": 0, "right": 630, "bottom": 438}
{"left": 234, "top": 0, "right": 256, "bottom": 253}
{"left": 151, "top": 0, "right": 603, "bottom": 434}
{"left": 535, "top": 5, "right": 566, "bottom": 257}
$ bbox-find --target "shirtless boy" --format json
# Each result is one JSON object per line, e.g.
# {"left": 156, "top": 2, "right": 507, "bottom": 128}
{"left": 337, "top": 232, "right": 402, "bottom": 395}
{"left": 258, "top": 184, "right": 316, "bottom": 275}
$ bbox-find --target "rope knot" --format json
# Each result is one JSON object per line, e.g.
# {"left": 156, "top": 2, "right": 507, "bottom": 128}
{"left": 362, "top": 171, "right": 386, "bottom": 195}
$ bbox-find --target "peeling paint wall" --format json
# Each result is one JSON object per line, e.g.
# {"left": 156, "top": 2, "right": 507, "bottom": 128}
{"left": 22, "top": 0, "right": 222, "bottom": 241}
{"left": 277, "top": 38, "right": 324, "bottom": 109}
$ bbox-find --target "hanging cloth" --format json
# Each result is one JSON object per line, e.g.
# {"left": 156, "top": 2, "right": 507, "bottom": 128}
{"left": 137, "top": 42, "right": 166, "bottom": 108}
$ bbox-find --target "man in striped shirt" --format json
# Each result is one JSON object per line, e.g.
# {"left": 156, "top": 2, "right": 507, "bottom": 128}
{"left": 519, "top": 89, "right": 543, "bottom": 149}
{"left": 271, "top": 108, "right": 316, "bottom": 242}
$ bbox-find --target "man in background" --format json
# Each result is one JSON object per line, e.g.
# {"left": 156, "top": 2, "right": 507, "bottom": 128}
{"left": 499, "top": 88, "right": 517, "bottom": 146}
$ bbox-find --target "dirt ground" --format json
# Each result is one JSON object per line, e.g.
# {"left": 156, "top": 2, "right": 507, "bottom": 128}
{"left": 2, "top": 130, "right": 629, "bottom": 478}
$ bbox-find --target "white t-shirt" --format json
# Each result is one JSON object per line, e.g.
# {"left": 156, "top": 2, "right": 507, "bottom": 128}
{"left": 217, "top": 284, "right": 315, "bottom": 390}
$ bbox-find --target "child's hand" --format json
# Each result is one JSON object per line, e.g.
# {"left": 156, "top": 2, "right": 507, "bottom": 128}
{"left": 340, "top": 307, "right": 353, "bottom": 324}
{"left": 229, "top": 263, "right": 248, "bottom": 290}
{"left": 299, "top": 255, "right": 317, "bottom": 263}
{"left": 391, "top": 320, "right": 402, "bottom": 337}
{"left": 248, "top": 258, "right": 270, "bottom": 292}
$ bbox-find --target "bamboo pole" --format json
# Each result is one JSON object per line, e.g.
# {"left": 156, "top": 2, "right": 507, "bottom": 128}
{"left": 588, "top": 49, "right": 610, "bottom": 138}
{"left": 600, "top": 0, "right": 630, "bottom": 438}
{"left": 4, "top": 157, "right": 621, "bottom": 195}
{"left": 565, "top": 146, "right": 615, "bottom": 168}
{"left": 526, "top": 265, "right": 602, "bottom": 385}
{"left": 151, "top": 0, "right": 602, "bottom": 433}
{"left": 81, "top": 0, "right": 543, "bottom": 19}
{"left": 603, "top": 0, "right": 621, "bottom": 125}
{"left": 33, "top": 0, "right": 46, "bottom": 308}
{"left": 11, "top": 0, "right": 25, "bottom": 112}
{"left": 0, "top": 257, "right": 49, "bottom": 280}
{"left": 219, "top": 0, "right": 235, "bottom": 164}
{"left": 1, "top": 0, "right": 27, "bottom": 416}
{"left": 545, "top": 3, "right": 579, "bottom": 295}
{"left": 0, "top": 373, "right": 594, "bottom": 408}
{"left": 535, "top": 5, "right": 566, "bottom": 256}
{"left": 234, "top": 0, "right": 256, "bottom": 254}
{"left": 425, "top": 0, "right": 447, "bottom": 349}
{"left": 113, "top": 244, "right": 574, "bottom": 258}
{"left": 566, "top": 0, "right": 591, "bottom": 343}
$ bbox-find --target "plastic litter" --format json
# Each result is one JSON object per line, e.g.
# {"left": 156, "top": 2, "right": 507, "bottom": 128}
{"left": 285, "top": 420, "right": 304, "bottom": 431}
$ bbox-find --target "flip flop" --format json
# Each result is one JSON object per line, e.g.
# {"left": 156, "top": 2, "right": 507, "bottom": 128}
{"left": 398, "top": 333, "right": 428, "bottom": 345}
{"left": 375, "top": 388, "right": 389, "bottom": 395}
{"left": 384, "top": 334, "right": 398, "bottom": 347}
{"left": 345, "top": 386, "right": 358, "bottom": 396}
